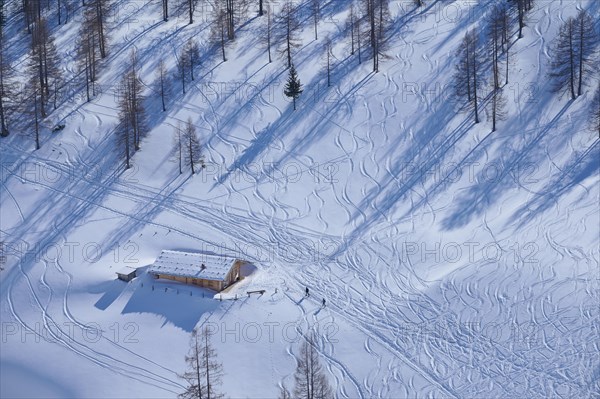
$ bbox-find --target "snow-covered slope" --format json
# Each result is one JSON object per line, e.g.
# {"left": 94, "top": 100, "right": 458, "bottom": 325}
{"left": 1, "top": 0, "right": 599, "bottom": 397}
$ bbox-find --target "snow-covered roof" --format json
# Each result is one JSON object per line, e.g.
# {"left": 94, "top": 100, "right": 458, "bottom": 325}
{"left": 148, "top": 250, "right": 237, "bottom": 282}
{"left": 116, "top": 266, "right": 136, "bottom": 275}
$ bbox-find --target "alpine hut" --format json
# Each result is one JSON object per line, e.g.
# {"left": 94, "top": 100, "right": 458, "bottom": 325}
{"left": 148, "top": 250, "right": 243, "bottom": 292}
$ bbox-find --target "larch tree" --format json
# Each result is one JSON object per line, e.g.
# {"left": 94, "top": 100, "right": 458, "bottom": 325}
{"left": 487, "top": 5, "right": 503, "bottom": 90}
{"left": 356, "top": 6, "right": 362, "bottom": 64}
{"left": 311, "top": 0, "right": 320, "bottom": 41}
{"left": 23, "top": 0, "right": 40, "bottom": 34}
{"left": 178, "top": 45, "right": 190, "bottom": 94}
{"left": 224, "top": 0, "right": 249, "bottom": 41}
{"left": 187, "top": 0, "right": 198, "bottom": 24}
{"left": 574, "top": 10, "right": 598, "bottom": 97}
{"left": 276, "top": 0, "right": 301, "bottom": 69}
{"left": 264, "top": 4, "right": 273, "bottom": 63}
{"left": 487, "top": 5, "right": 508, "bottom": 131}
{"left": 488, "top": 82, "right": 507, "bottom": 132}
{"left": 182, "top": 118, "right": 203, "bottom": 175}
{"left": 156, "top": 58, "right": 168, "bottom": 111}
{"left": 549, "top": 17, "right": 577, "bottom": 99}
{"left": 64, "top": 0, "right": 74, "bottom": 24}
{"left": 362, "top": 0, "right": 390, "bottom": 72}
{"left": 324, "top": 38, "right": 333, "bottom": 87}
{"left": 454, "top": 30, "right": 482, "bottom": 124}
{"left": 56, "top": 0, "right": 63, "bottom": 24}
{"left": 179, "top": 326, "right": 224, "bottom": 399}
{"left": 0, "top": 15, "right": 13, "bottom": 137}
{"left": 162, "top": 0, "right": 168, "bottom": 21}
{"left": 30, "top": 18, "right": 61, "bottom": 118}
{"left": 211, "top": 3, "right": 228, "bottom": 62}
{"left": 510, "top": 0, "right": 534, "bottom": 39}
{"left": 185, "top": 38, "right": 200, "bottom": 81}
{"left": 78, "top": 7, "right": 100, "bottom": 102}
{"left": 86, "top": 0, "right": 109, "bottom": 58}
{"left": 292, "top": 333, "right": 333, "bottom": 399}
{"left": 173, "top": 122, "right": 183, "bottom": 174}
{"left": 548, "top": 11, "right": 598, "bottom": 100}
{"left": 498, "top": 3, "right": 511, "bottom": 85}
{"left": 284, "top": 63, "right": 303, "bottom": 111}
{"left": 25, "top": 79, "right": 42, "bottom": 150}
{"left": 346, "top": 3, "right": 356, "bottom": 55}
{"left": 116, "top": 51, "right": 146, "bottom": 168}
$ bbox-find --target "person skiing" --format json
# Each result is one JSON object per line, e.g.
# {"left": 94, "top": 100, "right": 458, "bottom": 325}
{"left": 322, "top": 298, "right": 326, "bottom": 307}
{"left": 305, "top": 287, "right": 309, "bottom": 297}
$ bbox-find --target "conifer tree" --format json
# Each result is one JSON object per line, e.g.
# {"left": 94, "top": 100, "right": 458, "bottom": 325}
{"left": 284, "top": 63, "right": 303, "bottom": 111}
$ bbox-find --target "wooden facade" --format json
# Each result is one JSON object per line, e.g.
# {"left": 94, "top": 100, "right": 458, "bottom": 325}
{"left": 153, "top": 259, "right": 242, "bottom": 292}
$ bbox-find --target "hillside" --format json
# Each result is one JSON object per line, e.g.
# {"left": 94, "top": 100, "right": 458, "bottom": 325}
{"left": 1, "top": 0, "right": 599, "bottom": 397}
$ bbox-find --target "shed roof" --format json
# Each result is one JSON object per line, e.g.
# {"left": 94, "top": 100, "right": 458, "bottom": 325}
{"left": 116, "top": 266, "right": 136, "bottom": 276}
{"left": 148, "top": 250, "right": 237, "bottom": 282}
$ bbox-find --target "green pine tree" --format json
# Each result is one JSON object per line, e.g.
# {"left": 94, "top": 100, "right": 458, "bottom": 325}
{"left": 284, "top": 63, "right": 303, "bottom": 111}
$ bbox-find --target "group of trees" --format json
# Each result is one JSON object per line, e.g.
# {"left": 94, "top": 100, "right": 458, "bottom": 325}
{"left": 180, "top": 327, "right": 224, "bottom": 399}
{"left": 0, "top": 0, "right": 106, "bottom": 145}
{"left": 0, "top": 6, "right": 12, "bottom": 137}
{"left": 178, "top": 38, "right": 201, "bottom": 93}
{"left": 343, "top": 0, "right": 390, "bottom": 72}
{"left": 453, "top": 2, "right": 598, "bottom": 133}
{"left": 453, "top": 3, "right": 518, "bottom": 130}
{"left": 179, "top": 329, "right": 334, "bottom": 399}
{"left": 280, "top": 333, "right": 333, "bottom": 399}
{"left": 548, "top": 10, "right": 598, "bottom": 100}
{"left": 77, "top": 0, "right": 109, "bottom": 103}
{"left": 19, "top": 2, "right": 63, "bottom": 149}
{"left": 3, "top": 0, "right": 597, "bottom": 159}
{"left": 27, "top": 17, "right": 62, "bottom": 149}
{"left": 173, "top": 118, "right": 203, "bottom": 175}
{"left": 116, "top": 51, "right": 146, "bottom": 169}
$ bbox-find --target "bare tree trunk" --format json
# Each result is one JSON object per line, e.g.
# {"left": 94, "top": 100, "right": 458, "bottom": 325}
{"left": 505, "top": 41, "right": 509, "bottom": 85}
{"left": 195, "top": 334, "right": 202, "bottom": 398}
{"left": 34, "top": 89, "right": 40, "bottom": 149}
{"left": 205, "top": 333, "right": 211, "bottom": 399}
{"left": 357, "top": 15, "right": 362, "bottom": 64}
{"left": 568, "top": 20, "right": 575, "bottom": 100}
{"left": 286, "top": 13, "right": 292, "bottom": 68}
{"left": 96, "top": 0, "right": 106, "bottom": 58}
{"left": 312, "top": 0, "right": 319, "bottom": 41}
{"left": 472, "top": 44, "right": 479, "bottom": 123}
{"left": 160, "top": 63, "right": 166, "bottom": 111}
{"left": 267, "top": 7, "right": 272, "bottom": 63}
{"left": 350, "top": 5, "right": 355, "bottom": 55}
{"left": 577, "top": 15, "right": 584, "bottom": 97}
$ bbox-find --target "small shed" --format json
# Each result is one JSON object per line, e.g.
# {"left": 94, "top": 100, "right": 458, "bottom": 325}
{"left": 148, "top": 250, "right": 243, "bottom": 292}
{"left": 116, "top": 267, "right": 137, "bottom": 282}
